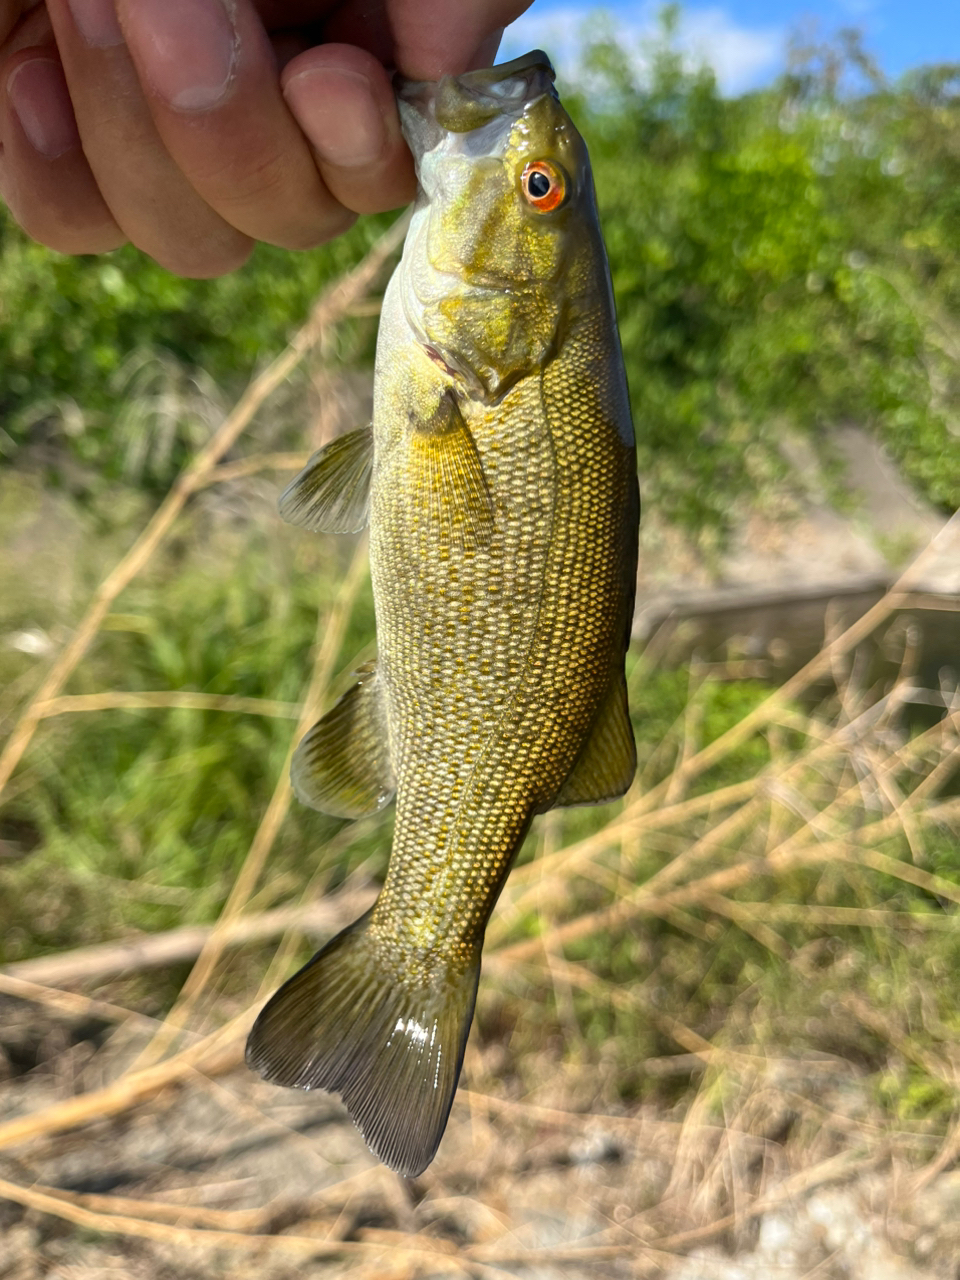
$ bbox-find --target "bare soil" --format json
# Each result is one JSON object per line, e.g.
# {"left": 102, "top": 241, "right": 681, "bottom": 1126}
{"left": 1, "top": 983, "right": 959, "bottom": 1279}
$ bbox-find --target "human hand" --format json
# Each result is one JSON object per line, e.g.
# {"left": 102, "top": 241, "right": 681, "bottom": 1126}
{"left": 0, "top": 0, "right": 531, "bottom": 276}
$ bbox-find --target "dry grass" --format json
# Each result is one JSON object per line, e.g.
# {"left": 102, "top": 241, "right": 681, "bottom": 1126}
{"left": 1, "top": 225, "right": 959, "bottom": 1277}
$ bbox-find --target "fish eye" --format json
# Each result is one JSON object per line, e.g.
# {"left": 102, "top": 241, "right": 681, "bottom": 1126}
{"left": 520, "top": 160, "right": 567, "bottom": 213}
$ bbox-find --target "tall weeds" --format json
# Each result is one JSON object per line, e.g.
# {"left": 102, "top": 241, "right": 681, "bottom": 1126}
{"left": 0, "top": 227, "right": 958, "bottom": 1276}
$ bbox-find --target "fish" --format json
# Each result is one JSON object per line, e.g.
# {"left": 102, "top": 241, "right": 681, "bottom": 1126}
{"left": 246, "top": 49, "right": 639, "bottom": 1178}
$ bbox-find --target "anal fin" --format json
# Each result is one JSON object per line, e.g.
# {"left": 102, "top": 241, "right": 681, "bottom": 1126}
{"left": 553, "top": 672, "right": 636, "bottom": 808}
{"left": 291, "top": 662, "right": 395, "bottom": 819}
{"left": 279, "top": 424, "right": 373, "bottom": 534}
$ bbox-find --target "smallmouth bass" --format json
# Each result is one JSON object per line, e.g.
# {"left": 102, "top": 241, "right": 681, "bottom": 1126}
{"left": 246, "top": 50, "right": 639, "bottom": 1177}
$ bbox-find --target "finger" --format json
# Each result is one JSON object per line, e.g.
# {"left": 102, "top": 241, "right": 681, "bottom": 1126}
{"left": 115, "top": 0, "right": 356, "bottom": 250}
{"left": 323, "top": 0, "right": 531, "bottom": 79}
{"left": 0, "top": 45, "right": 124, "bottom": 252}
{"left": 1, "top": 2, "right": 54, "bottom": 151}
{"left": 281, "top": 43, "right": 414, "bottom": 216}
{"left": 470, "top": 27, "right": 505, "bottom": 71}
{"left": 46, "top": 0, "right": 253, "bottom": 277}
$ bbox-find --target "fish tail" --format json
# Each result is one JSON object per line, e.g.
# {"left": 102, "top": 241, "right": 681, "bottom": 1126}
{"left": 245, "top": 909, "right": 481, "bottom": 1177}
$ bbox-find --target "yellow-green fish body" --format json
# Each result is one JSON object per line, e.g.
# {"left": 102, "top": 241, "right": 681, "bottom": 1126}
{"left": 247, "top": 52, "right": 638, "bottom": 1177}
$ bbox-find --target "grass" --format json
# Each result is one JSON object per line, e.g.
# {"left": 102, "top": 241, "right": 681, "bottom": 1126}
{"left": 0, "top": 232, "right": 959, "bottom": 1275}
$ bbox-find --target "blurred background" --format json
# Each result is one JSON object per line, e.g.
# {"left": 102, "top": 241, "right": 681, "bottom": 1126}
{"left": 1, "top": 6, "right": 959, "bottom": 1277}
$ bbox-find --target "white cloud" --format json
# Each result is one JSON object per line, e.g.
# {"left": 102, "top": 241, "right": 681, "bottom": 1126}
{"left": 500, "top": 5, "right": 601, "bottom": 72}
{"left": 680, "top": 7, "right": 785, "bottom": 91}
{"left": 499, "top": 3, "right": 786, "bottom": 95}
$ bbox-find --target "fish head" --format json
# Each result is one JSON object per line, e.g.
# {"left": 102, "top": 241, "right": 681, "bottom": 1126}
{"left": 396, "top": 52, "right": 600, "bottom": 400}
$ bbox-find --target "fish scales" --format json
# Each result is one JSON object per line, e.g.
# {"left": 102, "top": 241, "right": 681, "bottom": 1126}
{"left": 372, "top": 289, "right": 634, "bottom": 947}
{"left": 247, "top": 50, "right": 639, "bottom": 1178}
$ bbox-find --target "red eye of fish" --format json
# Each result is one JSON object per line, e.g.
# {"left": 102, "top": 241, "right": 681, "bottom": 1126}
{"left": 520, "top": 160, "right": 567, "bottom": 212}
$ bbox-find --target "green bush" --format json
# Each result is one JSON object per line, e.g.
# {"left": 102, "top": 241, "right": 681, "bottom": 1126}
{"left": 0, "top": 212, "right": 392, "bottom": 483}
{"left": 577, "top": 21, "right": 960, "bottom": 528}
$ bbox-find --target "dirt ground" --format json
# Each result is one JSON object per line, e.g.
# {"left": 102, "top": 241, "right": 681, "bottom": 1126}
{"left": 2, "top": 984, "right": 960, "bottom": 1280}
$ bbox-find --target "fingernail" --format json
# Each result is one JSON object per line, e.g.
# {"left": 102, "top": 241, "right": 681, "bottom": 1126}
{"left": 7, "top": 58, "right": 80, "bottom": 158}
{"left": 284, "top": 68, "right": 387, "bottom": 168}
{"left": 66, "top": 0, "right": 124, "bottom": 49}
{"left": 120, "top": 0, "right": 237, "bottom": 111}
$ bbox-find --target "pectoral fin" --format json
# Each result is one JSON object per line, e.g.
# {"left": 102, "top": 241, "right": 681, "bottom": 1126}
{"left": 554, "top": 672, "right": 636, "bottom": 808}
{"left": 291, "top": 663, "right": 395, "bottom": 819}
{"left": 279, "top": 424, "right": 373, "bottom": 534}
{"left": 408, "top": 393, "right": 494, "bottom": 550}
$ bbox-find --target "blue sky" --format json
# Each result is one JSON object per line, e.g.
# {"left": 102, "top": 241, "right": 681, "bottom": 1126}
{"left": 500, "top": 1, "right": 960, "bottom": 94}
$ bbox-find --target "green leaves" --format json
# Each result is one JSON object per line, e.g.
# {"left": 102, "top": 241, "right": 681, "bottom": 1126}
{"left": 577, "top": 27, "right": 960, "bottom": 531}
{"left": 0, "top": 212, "right": 392, "bottom": 485}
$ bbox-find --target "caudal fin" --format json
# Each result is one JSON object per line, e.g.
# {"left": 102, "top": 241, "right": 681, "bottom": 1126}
{"left": 245, "top": 910, "right": 480, "bottom": 1177}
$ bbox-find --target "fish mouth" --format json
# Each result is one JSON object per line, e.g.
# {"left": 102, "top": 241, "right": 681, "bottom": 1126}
{"left": 396, "top": 49, "right": 556, "bottom": 160}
